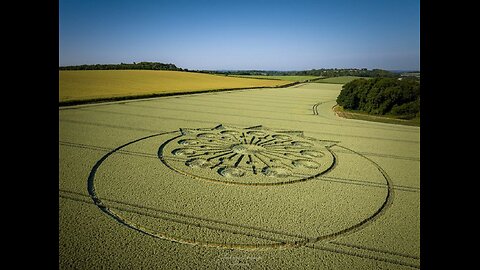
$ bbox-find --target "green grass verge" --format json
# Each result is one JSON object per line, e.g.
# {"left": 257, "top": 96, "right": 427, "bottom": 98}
{"left": 333, "top": 105, "right": 420, "bottom": 126}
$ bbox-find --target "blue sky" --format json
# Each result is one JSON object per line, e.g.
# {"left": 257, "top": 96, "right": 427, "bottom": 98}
{"left": 59, "top": 0, "right": 420, "bottom": 70}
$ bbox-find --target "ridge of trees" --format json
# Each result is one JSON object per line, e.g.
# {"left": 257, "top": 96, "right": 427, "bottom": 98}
{"left": 336, "top": 78, "right": 420, "bottom": 119}
{"left": 59, "top": 63, "right": 400, "bottom": 78}
{"left": 59, "top": 62, "right": 183, "bottom": 71}
{"left": 205, "top": 68, "right": 398, "bottom": 78}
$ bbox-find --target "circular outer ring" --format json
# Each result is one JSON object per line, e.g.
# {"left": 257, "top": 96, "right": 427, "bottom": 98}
{"left": 87, "top": 131, "right": 394, "bottom": 251}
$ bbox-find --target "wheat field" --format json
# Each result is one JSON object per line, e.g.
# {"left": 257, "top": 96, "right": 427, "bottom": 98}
{"left": 59, "top": 70, "right": 292, "bottom": 103}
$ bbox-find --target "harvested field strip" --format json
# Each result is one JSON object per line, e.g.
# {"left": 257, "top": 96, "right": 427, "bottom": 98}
{"left": 75, "top": 108, "right": 420, "bottom": 144}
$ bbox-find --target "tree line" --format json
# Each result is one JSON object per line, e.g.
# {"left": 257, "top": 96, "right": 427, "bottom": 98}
{"left": 206, "top": 68, "right": 397, "bottom": 78}
{"left": 59, "top": 62, "right": 399, "bottom": 78}
{"left": 336, "top": 78, "right": 420, "bottom": 119}
{"left": 59, "top": 62, "right": 183, "bottom": 71}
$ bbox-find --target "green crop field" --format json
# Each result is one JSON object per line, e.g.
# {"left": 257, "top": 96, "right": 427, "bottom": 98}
{"left": 313, "top": 76, "right": 370, "bottom": 84}
{"left": 60, "top": 82, "right": 419, "bottom": 269}
{"left": 229, "top": 75, "right": 321, "bottom": 82}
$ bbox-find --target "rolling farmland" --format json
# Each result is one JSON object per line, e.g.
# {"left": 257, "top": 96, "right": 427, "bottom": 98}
{"left": 59, "top": 82, "right": 420, "bottom": 269}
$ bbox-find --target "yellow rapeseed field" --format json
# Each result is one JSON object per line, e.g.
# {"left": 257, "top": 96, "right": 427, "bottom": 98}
{"left": 59, "top": 70, "right": 292, "bottom": 102}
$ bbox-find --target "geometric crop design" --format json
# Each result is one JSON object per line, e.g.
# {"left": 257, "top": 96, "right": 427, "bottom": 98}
{"left": 159, "top": 125, "right": 338, "bottom": 185}
{"left": 88, "top": 124, "right": 394, "bottom": 252}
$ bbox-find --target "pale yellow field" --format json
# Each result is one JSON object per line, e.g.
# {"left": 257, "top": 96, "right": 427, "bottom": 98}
{"left": 59, "top": 70, "right": 292, "bottom": 102}
{"left": 60, "top": 83, "right": 419, "bottom": 269}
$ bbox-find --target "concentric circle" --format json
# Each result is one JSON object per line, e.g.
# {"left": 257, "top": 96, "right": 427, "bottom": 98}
{"left": 88, "top": 126, "right": 393, "bottom": 251}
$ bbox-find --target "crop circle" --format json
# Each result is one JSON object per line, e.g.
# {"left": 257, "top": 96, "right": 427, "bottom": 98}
{"left": 159, "top": 125, "right": 336, "bottom": 185}
{"left": 88, "top": 125, "right": 393, "bottom": 251}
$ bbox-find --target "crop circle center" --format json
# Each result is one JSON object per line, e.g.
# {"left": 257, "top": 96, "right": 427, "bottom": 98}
{"left": 230, "top": 143, "right": 266, "bottom": 154}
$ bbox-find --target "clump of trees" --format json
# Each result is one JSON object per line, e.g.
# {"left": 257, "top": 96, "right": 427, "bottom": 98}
{"left": 336, "top": 78, "right": 420, "bottom": 119}
{"left": 59, "top": 62, "right": 183, "bottom": 71}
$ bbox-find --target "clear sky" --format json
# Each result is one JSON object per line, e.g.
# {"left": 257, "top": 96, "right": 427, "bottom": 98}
{"left": 59, "top": 0, "right": 420, "bottom": 71}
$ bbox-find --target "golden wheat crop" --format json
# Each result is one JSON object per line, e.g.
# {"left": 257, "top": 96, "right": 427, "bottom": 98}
{"left": 59, "top": 70, "right": 292, "bottom": 102}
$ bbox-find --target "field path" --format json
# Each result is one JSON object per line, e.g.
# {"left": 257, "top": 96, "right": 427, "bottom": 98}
{"left": 60, "top": 83, "right": 419, "bottom": 269}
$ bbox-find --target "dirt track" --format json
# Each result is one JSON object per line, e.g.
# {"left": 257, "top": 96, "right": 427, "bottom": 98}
{"left": 59, "top": 83, "right": 420, "bottom": 269}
